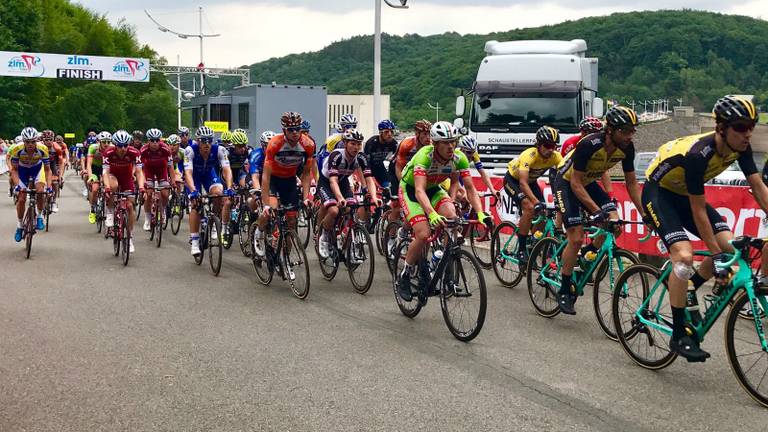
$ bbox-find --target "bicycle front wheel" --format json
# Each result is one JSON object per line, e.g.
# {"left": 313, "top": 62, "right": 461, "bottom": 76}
{"left": 284, "top": 231, "right": 310, "bottom": 299}
{"left": 296, "top": 207, "right": 312, "bottom": 249}
{"left": 347, "top": 224, "right": 374, "bottom": 294}
{"left": 24, "top": 209, "right": 34, "bottom": 259}
{"left": 593, "top": 249, "right": 639, "bottom": 340}
{"left": 491, "top": 221, "right": 523, "bottom": 288}
{"left": 469, "top": 222, "right": 492, "bottom": 269}
{"left": 383, "top": 220, "right": 403, "bottom": 273}
{"left": 392, "top": 240, "right": 422, "bottom": 318}
{"left": 155, "top": 210, "right": 163, "bottom": 248}
{"left": 526, "top": 237, "right": 562, "bottom": 318}
{"left": 440, "top": 249, "right": 487, "bottom": 342}
{"left": 208, "top": 215, "right": 223, "bottom": 276}
{"left": 121, "top": 220, "right": 130, "bottom": 266}
{"left": 238, "top": 211, "right": 251, "bottom": 257}
{"left": 315, "top": 230, "right": 339, "bottom": 281}
{"left": 725, "top": 291, "right": 768, "bottom": 407}
{"left": 612, "top": 263, "right": 677, "bottom": 370}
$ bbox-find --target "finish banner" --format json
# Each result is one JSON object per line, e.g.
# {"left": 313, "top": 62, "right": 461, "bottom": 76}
{"left": 475, "top": 177, "right": 766, "bottom": 257}
{"left": 1, "top": 51, "right": 150, "bottom": 83}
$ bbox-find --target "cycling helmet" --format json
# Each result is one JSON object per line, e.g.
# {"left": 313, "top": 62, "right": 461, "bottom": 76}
{"left": 458, "top": 135, "right": 478, "bottom": 153}
{"left": 233, "top": 128, "right": 246, "bottom": 135}
{"left": 713, "top": 95, "right": 758, "bottom": 124}
{"left": 14, "top": 136, "right": 23, "bottom": 144}
{"left": 605, "top": 106, "right": 639, "bottom": 129}
{"left": 88, "top": 131, "right": 97, "bottom": 137}
{"left": 342, "top": 128, "right": 364, "bottom": 142}
{"left": 76, "top": 142, "right": 84, "bottom": 149}
{"left": 112, "top": 130, "right": 132, "bottom": 147}
{"left": 378, "top": 119, "right": 396, "bottom": 131}
{"left": 414, "top": 119, "right": 432, "bottom": 133}
{"left": 280, "top": 111, "right": 303, "bottom": 128}
{"left": 535, "top": 126, "right": 560, "bottom": 145}
{"left": 178, "top": 126, "right": 190, "bottom": 136}
{"left": 98, "top": 131, "right": 112, "bottom": 142}
{"left": 132, "top": 130, "right": 144, "bottom": 141}
{"left": 55, "top": 135, "right": 63, "bottom": 141}
{"left": 231, "top": 131, "right": 249, "bottom": 146}
{"left": 430, "top": 121, "right": 459, "bottom": 142}
{"left": 339, "top": 114, "right": 358, "bottom": 129}
{"left": 146, "top": 128, "right": 163, "bottom": 141}
{"left": 166, "top": 134, "right": 180, "bottom": 145}
{"left": 260, "top": 131, "right": 277, "bottom": 146}
{"left": 20, "top": 127, "right": 40, "bottom": 141}
{"left": 220, "top": 131, "right": 233, "bottom": 142}
{"left": 300, "top": 120, "right": 311, "bottom": 131}
{"left": 86, "top": 136, "right": 97, "bottom": 145}
{"left": 41, "top": 130, "right": 54, "bottom": 141}
{"left": 579, "top": 116, "right": 603, "bottom": 134}
{"left": 195, "top": 126, "right": 215, "bottom": 139}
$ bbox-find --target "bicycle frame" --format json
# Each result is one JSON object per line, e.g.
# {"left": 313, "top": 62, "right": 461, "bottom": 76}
{"left": 498, "top": 209, "right": 559, "bottom": 264}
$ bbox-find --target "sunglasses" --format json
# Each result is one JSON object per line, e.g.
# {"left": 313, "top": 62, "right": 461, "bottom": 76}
{"left": 342, "top": 124, "right": 357, "bottom": 129}
{"left": 618, "top": 127, "right": 637, "bottom": 134}
{"left": 731, "top": 122, "right": 756, "bottom": 133}
{"left": 116, "top": 143, "right": 129, "bottom": 148}
{"left": 541, "top": 142, "right": 557, "bottom": 150}
{"left": 199, "top": 138, "right": 213, "bottom": 144}
{"left": 285, "top": 127, "right": 302, "bottom": 133}
{"left": 149, "top": 138, "right": 161, "bottom": 143}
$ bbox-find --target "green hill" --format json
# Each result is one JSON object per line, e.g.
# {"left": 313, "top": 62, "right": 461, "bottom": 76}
{"left": 227, "top": 10, "right": 768, "bottom": 129}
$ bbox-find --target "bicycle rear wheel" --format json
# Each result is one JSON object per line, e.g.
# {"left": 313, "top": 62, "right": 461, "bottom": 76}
{"left": 383, "top": 220, "right": 403, "bottom": 273}
{"left": 208, "top": 215, "right": 223, "bottom": 276}
{"left": 284, "top": 231, "right": 310, "bottom": 299}
{"left": 725, "top": 291, "right": 768, "bottom": 407}
{"left": 194, "top": 220, "right": 206, "bottom": 265}
{"left": 121, "top": 217, "right": 130, "bottom": 266}
{"left": 374, "top": 210, "right": 389, "bottom": 256}
{"left": 392, "top": 240, "right": 422, "bottom": 318}
{"left": 526, "top": 237, "right": 562, "bottom": 317}
{"left": 347, "top": 224, "right": 374, "bottom": 294}
{"left": 491, "top": 221, "right": 523, "bottom": 288}
{"left": 297, "top": 207, "right": 312, "bottom": 249}
{"left": 440, "top": 249, "right": 487, "bottom": 342}
{"left": 238, "top": 211, "right": 251, "bottom": 257}
{"left": 469, "top": 222, "right": 492, "bottom": 269}
{"left": 24, "top": 208, "right": 34, "bottom": 259}
{"left": 593, "top": 249, "right": 640, "bottom": 340}
{"left": 155, "top": 210, "right": 163, "bottom": 248}
{"left": 612, "top": 264, "right": 677, "bottom": 370}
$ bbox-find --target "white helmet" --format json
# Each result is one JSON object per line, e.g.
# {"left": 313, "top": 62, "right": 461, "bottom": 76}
{"left": 112, "top": 130, "right": 132, "bottom": 146}
{"left": 260, "top": 130, "right": 277, "bottom": 146}
{"left": 166, "top": 134, "right": 180, "bottom": 145}
{"left": 342, "top": 128, "right": 364, "bottom": 142}
{"left": 195, "top": 126, "right": 214, "bottom": 139}
{"left": 146, "top": 128, "right": 163, "bottom": 140}
{"left": 97, "top": 131, "right": 112, "bottom": 142}
{"left": 458, "top": 135, "right": 478, "bottom": 153}
{"left": 20, "top": 127, "right": 40, "bottom": 141}
{"left": 430, "top": 121, "right": 459, "bottom": 142}
{"left": 14, "top": 136, "right": 23, "bottom": 144}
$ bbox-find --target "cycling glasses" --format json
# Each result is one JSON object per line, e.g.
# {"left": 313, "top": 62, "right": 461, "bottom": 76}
{"left": 730, "top": 121, "right": 756, "bottom": 133}
{"left": 285, "top": 126, "right": 302, "bottom": 133}
{"left": 341, "top": 124, "right": 357, "bottom": 130}
{"left": 540, "top": 141, "right": 557, "bottom": 150}
{"left": 148, "top": 138, "right": 161, "bottom": 143}
{"left": 198, "top": 138, "right": 213, "bottom": 144}
{"left": 115, "top": 142, "right": 129, "bottom": 148}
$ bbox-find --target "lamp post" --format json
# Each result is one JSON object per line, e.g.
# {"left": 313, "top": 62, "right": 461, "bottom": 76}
{"left": 427, "top": 102, "right": 440, "bottom": 122}
{"left": 374, "top": 0, "right": 409, "bottom": 128}
{"left": 145, "top": 6, "right": 220, "bottom": 95}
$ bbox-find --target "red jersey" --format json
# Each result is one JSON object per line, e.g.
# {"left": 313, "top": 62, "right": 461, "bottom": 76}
{"left": 560, "top": 134, "right": 583, "bottom": 157}
{"left": 103, "top": 146, "right": 142, "bottom": 178}
{"left": 264, "top": 134, "right": 315, "bottom": 178}
{"left": 140, "top": 143, "right": 173, "bottom": 181}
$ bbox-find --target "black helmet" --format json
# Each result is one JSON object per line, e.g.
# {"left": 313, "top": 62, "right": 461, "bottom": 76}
{"left": 605, "top": 106, "right": 639, "bottom": 129}
{"left": 535, "top": 126, "right": 560, "bottom": 145}
{"left": 713, "top": 95, "right": 758, "bottom": 124}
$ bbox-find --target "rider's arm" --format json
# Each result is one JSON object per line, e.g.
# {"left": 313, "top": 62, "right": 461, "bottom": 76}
{"left": 413, "top": 174, "right": 436, "bottom": 216}
{"left": 624, "top": 171, "right": 644, "bottom": 218}
{"left": 570, "top": 170, "right": 601, "bottom": 214}
{"left": 600, "top": 171, "right": 613, "bottom": 194}
{"left": 463, "top": 171, "right": 484, "bottom": 216}
{"left": 685, "top": 153, "right": 721, "bottom": 253}
{"left": 135, "top": 164, "right": 145, "bottom": 190}
{"left": 517, "top": 170, "right": 539, "bottom": 204}
{"left": 217, "top": 146, "right": 233, "bottom": 189}
{"left": 10, "top": 160, "right": 20, "bottom": 186}
{"left": 300, "top": 162, "right": 313, "bottom": 202}
{"left": 182, "top": 148, "right": 195, "bottom": 193}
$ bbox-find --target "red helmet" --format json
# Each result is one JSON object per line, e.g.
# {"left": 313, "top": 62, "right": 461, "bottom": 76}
{"left": 579, "top": 117, "right": 603, "bottom": 134}
{"left": 41, "top": 130, "right": 55, "bottom": 140}
{"left": 414, "top": 119, "right": 432, "bottom": 133}
{"left": 280, "top": 111, "right": 303, "bottom": 128}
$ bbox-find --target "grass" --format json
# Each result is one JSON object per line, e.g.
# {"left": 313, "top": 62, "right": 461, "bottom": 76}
{"left": 761, "top": 113, "right": 768, "bottom": 124}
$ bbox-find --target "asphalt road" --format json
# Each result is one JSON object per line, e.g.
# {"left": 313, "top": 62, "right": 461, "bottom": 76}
{"left": 1, "top": 172, "right": 767, "bottom": 431}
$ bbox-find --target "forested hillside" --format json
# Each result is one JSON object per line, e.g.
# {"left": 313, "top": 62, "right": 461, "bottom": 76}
{"left": 0, "top": 0, "right": 175, "bottom": 138}
{"left": 233, "top": 10, "right": 768, "bottom": 128}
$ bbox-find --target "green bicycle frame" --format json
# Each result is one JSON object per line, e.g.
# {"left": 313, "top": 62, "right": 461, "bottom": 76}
{"left": 498, "top": 212, "right": 559, "bottom": 265}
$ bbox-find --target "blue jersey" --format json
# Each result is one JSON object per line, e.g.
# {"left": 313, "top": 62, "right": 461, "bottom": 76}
{"left": 248, "top": 147, "right": 265, "bottom": 176}
{"left": 183, "top": 142, "right": 230, "bottom": 175}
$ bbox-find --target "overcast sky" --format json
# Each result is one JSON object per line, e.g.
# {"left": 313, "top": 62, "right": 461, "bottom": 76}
{"left": 74, "top": 1, "right": 765, "bottom": 68}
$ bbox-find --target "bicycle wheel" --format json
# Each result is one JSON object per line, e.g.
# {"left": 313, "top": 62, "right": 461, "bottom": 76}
{"left": 612, "top": 264, "right": 677, "bottom": 370}
{"left": 526, "top": 237, "right": 563, "bottom": 318}
{"left": 154, "top": 209, "right": 163, "bottom": 248}
{"left": 374, "top": 210, "right": 388, "bottom": 255}
{"left": 238, "top": 211, "right": 252, "bottom": 257}
{"left": 24, "top": 208, "right": 34, "bottom": 259}
{"left": 44, "top": 205, "right": 51, "bottom": 232}
{"left": 383, "top": 220, "right": 403, "bottom": 273}
{"left": 725, "top": 291, "right": 768, "bottom": 407}
{"left": 208, "top": 215, "right": 223, "bottom": 276}
{"left": 164, "top": 198, "right": 172, "bottom": 231}
{"left": 440, "top": 249, "right": 487, "bottom": 342}
{"left": 315, "top": 229, "right": 339, "bottom": 281}
{"left": 96, "top": 201, "right": 103, "bottom": 233}
{"left": 491, "top": 221, "right": 523, "bottom": 288}
{"left": 347, "top": 224, "right": 374, "bottom": 294}
{"left": 171, "top": 200, "right": 183, "bottom": 235}
{"left": 121, "top": 218, "right": 130, "bottom": 266}
{"left": 593, "top": 249, "right": 640, "bottom": 340}
{"left": 283, "top": 231, "right": 310, "bottom": 299}
{"left": 149, "top": 206, "right": 156, "bottom": 241}
{"left": 469, "top": 222, "right": 492, "bottom": 269}
{"left": 135, "top": 195, "right": 144, "bottom": 221}
{"left": 194, "top": 220, "right": 206, "bottom": 266}
{"left": 392, "top": 240, "right": 422, "bottom": 318}
{"left": 296, "top": 207, "right": 312, "bottom": 249}
{"left": 113, "top": 222, "right": 120, "bottom": 256}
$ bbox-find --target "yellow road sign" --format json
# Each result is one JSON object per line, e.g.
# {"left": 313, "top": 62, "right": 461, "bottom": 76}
{"left": 64, "top": 133, "right": 76, "bottom": 139}
{"left": 204, "top": 121, "right": 229, "bottom": 133}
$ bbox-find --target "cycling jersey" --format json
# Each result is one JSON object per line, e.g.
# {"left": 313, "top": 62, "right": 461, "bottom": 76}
{"left": 321, "top": 148, "right": 372, "bottom": 181}
{"left": 9, "top": 143, "right": 49, "bottom": 168}
{"left": 557, "top": 132, "right": 635, "bottom": 185}
{"left": 183, "top": 143, "right": 230, "bottom": 192}
{"left": 507, "top": 147, "right": 563, "bottom": 182}
{"left": 363, "top": 135, "right": 398, "bottom": 167}
{"left": 103, "top": 146, "right": 142, "bottom": 192}
{"left": 140, "top": 143, "right": 173, "bottom": 183}
{"left": 248, "top": 148, "right": 265, "bottom": 177}
{"left": 645, "top": 131, "right": 757, "bottom": 196}
{"left": 560, "top": 134, "right": 581, "bottom": 157}
{"left": 323, "top": 133, "right": 344, "bottom": 154}
{"left": 395, "top": 136, "right": 424, "bottom": 170}
{"left": 401, "top": 145, "right": 471, "bottom": 188}
{"left": 88, "top": 143, "right": 108, "bottom": 168}
{"left": 264, "top": 134, "right": 314, "bottom": 179}
{"left": 226, "top": 146, "right": 249, "bottom": 174}
{"left": 461, "top": 149, "right": 484, "bottom": 171}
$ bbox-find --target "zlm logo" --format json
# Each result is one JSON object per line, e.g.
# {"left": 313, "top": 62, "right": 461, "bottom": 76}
{"left": 66, "top": 55, "right": 90, "bottom": 66}
{"left": 112, "top": 59, "right": 148, "bottom": 81}
{"left": 6, "top": 54, "right": 45, "bottom": 77}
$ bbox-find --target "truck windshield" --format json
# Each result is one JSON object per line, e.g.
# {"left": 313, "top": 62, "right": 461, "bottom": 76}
{"left": 470, "top": 93, "right": 580, "bottom": 133}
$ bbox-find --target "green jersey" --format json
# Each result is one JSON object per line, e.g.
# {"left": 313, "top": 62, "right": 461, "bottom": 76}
{"left": 400, "top": 145, "right": 471, "bottom": 188}
{"left": 87, "top": 143, "right": 107, "bottom": 167}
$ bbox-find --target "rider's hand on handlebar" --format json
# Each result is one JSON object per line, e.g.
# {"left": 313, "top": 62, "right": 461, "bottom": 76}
{"left": 712, "top": 252, "right": 731, "bottom": 278}
{"left": 533, "top": 202, "right": 546, "bottom": 214}
{"left": 589, "top": 209, "right": 610, "bottom": 225}
{"left": 428, "top": 211, "right": 447, "bottom": 227}
{"left": 188, "top": 190, "right": 200, "bottom": 200}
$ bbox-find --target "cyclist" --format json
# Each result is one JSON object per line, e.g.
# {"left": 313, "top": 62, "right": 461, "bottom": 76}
{"left": 452, "top": 134, "right": 498, "bottom": 201}
{"left": 103, "top": 130, "right": 144, "bottom": 253}
{"left": 247, "top": 131, "right": 274, "bottom": 211}
{"left": 9, "top": 127, "right": 52, "bottom": 240}
{"left": 178, "top": 126, "right": 192, "bottom": 149}
{"left": 252, "top": 112, "right": 315, "bottom": 257}
{"left": 388, "top": 120, "right": 432, "bottom": 227}
{"left": 129, "top": 130, "right": 144, "bottom": 151}
{"left": 55, "top": 135, "right": 70, "bottom": 175}
{"left": 504, "top": 126, "right": 564, "bottom": 263}
{"left": 7, "top": 136, "right": 24, "bottom": 198}
{"left": 183, "top": 126, "right": 234, "bottom": 257}
{"left": 396, "top": 121, "right": 491, "bottom": 301}
{"left": 41, "top": 130, "right": 66, "bottom": 213}
{"left": 561, "top": 117, "right": 603, "bottom": 156}
{"left": 363, "top": 119, "right": 399, "bottom": 220}
{"left": 554, "top": 106, "right": 645, "bottom": 315}
{"left": 316, "top": 128, "right": 381, "bottom": 258}
{"left": 220, "top": 130, "right": 233, "bottom": 147}
{"left": 86, "top": 132, "right": 112, "bottom": 224}
{"left": 643, "top": 95, "right": 768, "bottom": 361}
{"left": 140, "top": 128, "right": 174, "bottom": 231}
{"left": 317, "top": 114, "right": 357, "bottom": 173}
{"left": 228, "top": 131, "right": 251, "bottom": 189}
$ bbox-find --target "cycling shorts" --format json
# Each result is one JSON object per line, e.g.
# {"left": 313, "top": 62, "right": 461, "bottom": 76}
{"left": 554, "top": 175, "right": 616, "bottom": 228}
{"left": 387, "top": 163, "right": 400, "bottom": 201}
{"left": 145, "top": 179, "right": 171, "bottom": 189}
{"left": 269, "top": 176, "right": 300, "bottom": 208}
{"left": 316, "top": 176, "right": 353, "bottom": 208}
{"left": 91, "top": 165, "right": 103, "bottom": 178}
{"left": 191, "top": 168, "right": 222, "bottom": 193}
{"left": 399, "top": 182, "right": 451, "bottom": 226}
{"left": 642, "top": 181, "right": 730, "bottom": 248}
{"left": 370, "top": 165, "right": 390, "bottom": 188}
{"left": 233, "top": 167, "right": 248, "bottom": 184}
{"left": 503, "top": 172, "right": 543, "bottom": 204}
{"left": 17, "top": 165, "right": 45, "bottom": 187}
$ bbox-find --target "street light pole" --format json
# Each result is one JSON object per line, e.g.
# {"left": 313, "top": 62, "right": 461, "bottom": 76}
{"left": 427, "top": 102, "right": 440, "bottom": 122}
{"left": 374, "top": 1, "right": 408, "bottom": 129}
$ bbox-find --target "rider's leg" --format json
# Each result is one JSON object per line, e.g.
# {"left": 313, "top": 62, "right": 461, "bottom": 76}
{"left": 35, "top": 181, "right": 46, "bottom": 212}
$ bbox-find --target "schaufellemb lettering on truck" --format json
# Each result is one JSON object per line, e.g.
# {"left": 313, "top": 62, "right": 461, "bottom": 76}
{"left": 454, "top": 39, "right": 603, "bottom": 170}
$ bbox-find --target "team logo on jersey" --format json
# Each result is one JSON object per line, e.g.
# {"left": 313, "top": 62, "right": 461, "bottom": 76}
{"left": 112, "top": 59, "right": 149, "bottom": 81}
{"left": 7, "top": 54, "right": 45, "bottom": 77}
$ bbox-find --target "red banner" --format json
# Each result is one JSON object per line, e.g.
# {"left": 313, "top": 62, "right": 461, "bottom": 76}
{"left": 474, "top": 177, "right": 767, "bottom": 257}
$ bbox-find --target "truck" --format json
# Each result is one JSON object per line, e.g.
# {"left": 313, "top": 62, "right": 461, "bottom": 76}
{"left": 454, "top": 39, "right": 603, "bottom": 170}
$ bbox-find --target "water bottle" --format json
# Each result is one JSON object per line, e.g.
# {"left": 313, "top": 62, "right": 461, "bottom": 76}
{"left": 533, "top": 230, "right": 543, "bottom": 240}
{"left": 231, "top": 208, "right": 239, "bottom": 223}
{"left": 685, "top": 282, "right": 702, "bottom": 325}
{"left": 430, "top": 249, "right": 444, "bottom": 274}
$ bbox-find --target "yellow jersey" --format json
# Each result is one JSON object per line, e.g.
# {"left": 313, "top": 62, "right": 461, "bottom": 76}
{"left": 8, "top": 142, "right": 50, "bottom": 168}
{"left": 557, "top": 132, "right": 635, "bottom": 185}
{"left": 507, "top": 147, "right": 562, "bottom": 182}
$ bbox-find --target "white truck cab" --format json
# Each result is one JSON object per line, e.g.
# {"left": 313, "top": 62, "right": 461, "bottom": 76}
{"left": 455, "top": 39, "right": 603, "bottom": 170}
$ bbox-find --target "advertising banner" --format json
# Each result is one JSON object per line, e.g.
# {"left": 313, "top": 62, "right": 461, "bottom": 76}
{"left": 474, "top": 176, "right": 765, "bottom": 257}
{"left": 1, "top": 51, "right": 150, "bottom": 83}
{"left": 205, "top": 121, "right": 230, "bottom": 133}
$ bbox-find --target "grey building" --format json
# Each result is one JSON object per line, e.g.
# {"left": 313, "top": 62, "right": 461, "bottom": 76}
{"left": 182, "top": 83, "right": 327, "bottom": 144}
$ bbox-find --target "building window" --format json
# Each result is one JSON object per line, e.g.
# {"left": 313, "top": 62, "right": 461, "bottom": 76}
{"left": 238, "top": 103, "right": 249, "bottom": 129}
{"left": 210, "top": 104, "right": 231, "bottom": 124}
